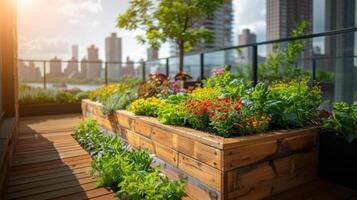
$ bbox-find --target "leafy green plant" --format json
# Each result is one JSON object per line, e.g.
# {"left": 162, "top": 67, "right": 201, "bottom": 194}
{"left": 128, "top": 97, "right": 166, "bottom": 117}
{"left": 157, "top": 103, "right": 187, "bottom": 126}
{"left": 73, "top": 119, "right": 186, "bottom": 199}
{"left": 19, "top": 84, "right": 88, "bottom": 105}
{"left": 259, "top": 20, "right": 311, "bottom": 81}
{"left": 322, "top": 102, "right": 357, "bottom": 143}
{"left": 101, "top": 88, "right": 138, "bottom": 115}
{"left": 266, "top": 79, "right": 322, "bottom": 129}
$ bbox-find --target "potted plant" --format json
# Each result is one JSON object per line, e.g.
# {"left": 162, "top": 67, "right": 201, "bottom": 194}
{"left": 173, "top": 71, "right": 192, "bottom": 90}
{"left": 319, "top": 102, "right": 357, "bottom": 189}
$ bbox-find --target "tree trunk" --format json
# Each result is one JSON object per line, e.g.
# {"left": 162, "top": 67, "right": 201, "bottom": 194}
{"left": 179, "top": 41, "right": 184, "bottom": 73}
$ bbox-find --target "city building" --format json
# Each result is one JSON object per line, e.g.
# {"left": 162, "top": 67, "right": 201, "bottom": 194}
{"left": 18, "top": 61, "right": 42, "bottom": 82}
{"left": 238, "top": 29, "right": 257, "bottom": 64}
{"left": 122, "top": 56, "right": 135, "bottom": 77}
{"left": 86, "top": 45, "right": 102, "bottom": 79}
{"left": 170, "top": 0, "right": 233, "bottom": 56}
{"left": 147, "top": 47, "right": 159, "bottom": 61}
{"left": 324, "top": 0, "right": 356, "bottom": 103}
{"left": 266, "top": 0, "right": 313, "bottom": 54}
{"left": 79, "top": 57, "right": 88, "bottom": 79}
{"left": 48, "top": 56, "right": 63, "bottom": 79}
{"left": 64, "top": 57, "right": 79, "bottom": 77}
{"left": 72, "top": 45, "right": 79, "bottom": 60}
{"left": 105, "top": 33, "right": 122, "bottom": 79}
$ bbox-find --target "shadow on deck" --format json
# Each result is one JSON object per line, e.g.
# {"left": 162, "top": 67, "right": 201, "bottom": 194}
{"left": 6, "top": 114, "right": 116, "bottom": 200}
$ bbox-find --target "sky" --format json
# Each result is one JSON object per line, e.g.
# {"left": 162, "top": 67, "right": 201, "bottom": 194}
{"left": 17, "top": 0, "right": 267, "bottom": 61}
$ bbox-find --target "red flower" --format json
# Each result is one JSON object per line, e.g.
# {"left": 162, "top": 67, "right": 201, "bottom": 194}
{"left": 234, "top": 124, "right": 241, "bottom": 129}
{"left": 219, "top": 115, "right": 224, "bottom": 120}
{"left": 209, "top": 112, "right": 215, "bottom": 117}
{"left": 224, "top": 108, "right": 229, "bottom": 113}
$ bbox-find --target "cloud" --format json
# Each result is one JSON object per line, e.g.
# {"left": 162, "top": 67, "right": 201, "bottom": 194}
{"left": 18, "top": 36, "right": 71, "bottom": 59}
{"left": 234, "top": 0, "right": 266, "bottom": 41}
{"left": 57, "top": 0, "right": 102, "bottom": 17}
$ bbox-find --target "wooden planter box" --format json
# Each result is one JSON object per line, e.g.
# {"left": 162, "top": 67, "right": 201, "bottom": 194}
{"left": 319, "top": 133, "right": 357, "bottom": 190}
{"left": 82, "top": 99, "right": 319, "bottom": 200}
{"left": 20, "top": 103, "right": 82, "bottom": 117}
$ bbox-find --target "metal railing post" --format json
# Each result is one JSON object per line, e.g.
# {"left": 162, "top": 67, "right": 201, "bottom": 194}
{"left": 252, "top": 45, "right": 258, "bottom": 86}
{"left": 200, "top": 53, "right": 204, "bottom": 80}
{"left": 166, "top": 58, "right": 169, "bottom": 77}
{"left": 43, "top": 61, "right": 47, "bottom": 89}
{"left": 104, "top": 62, "right": 108, "bottom": 85}
{"left": 142, "top": 61, "right": 146, "bottom": 81}
{"left": 312, "top": 59, "right": 316, "bottom": 82}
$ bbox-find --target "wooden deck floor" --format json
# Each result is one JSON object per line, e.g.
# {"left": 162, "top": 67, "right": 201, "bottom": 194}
{"left": 5, "top": 114, "right": 357, "bottom": 200}
{"left": 6, "top": 114, "right": 117, "bottom": 200}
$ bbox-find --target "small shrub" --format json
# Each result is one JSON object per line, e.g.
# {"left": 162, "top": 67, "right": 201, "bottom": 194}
{"left": 188, "top": 87, "right": 221, "bottom": 101}
{"left": 322, "top": 102, "right": 357, "bottom": 143}
{"left": 101, "top": 88, "right": 138, "bottom": 115}
{"left": 128, "top": 97, "right": 166, "bottom": 117}
{"left": 157, "top": 103, "right": 187, "bottom": 126}
{"left": 184, "top": 98, "right": 213, "bottom": 129}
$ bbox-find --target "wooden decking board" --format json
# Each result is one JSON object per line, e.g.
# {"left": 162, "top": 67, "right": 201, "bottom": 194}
{"left": 5, "top": 114, "right": 117, "bottom": 200}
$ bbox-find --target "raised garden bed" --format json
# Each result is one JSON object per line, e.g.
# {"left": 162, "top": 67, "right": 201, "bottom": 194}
{"left": 82, "top": 99, "right": 319, "bottom": 200}
{"left": 20, "top": 103, "right": 81, "bottom": 117}
{"left": 319, "top": 134, "right": 357, "bottom": 190}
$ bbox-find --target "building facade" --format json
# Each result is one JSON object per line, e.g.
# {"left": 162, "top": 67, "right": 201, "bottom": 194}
{"left": 86, "top": 45, "right": 102, "bottom": 79}
{"left": 105, "top": 33, "right": 122, "bottom": 79}
{"left": 238, "top": 29, "right": 257, "bottom": 64}
{"left": 266, "top": 0, "right": 313, "bottom": 54}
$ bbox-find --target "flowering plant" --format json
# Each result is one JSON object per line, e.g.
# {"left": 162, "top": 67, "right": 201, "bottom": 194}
{"left": 138, "top": 72, "right": 173, "bottom": 98}
{"left": 188, "top": 87, "right": 221, "bottom": 101}
{"left": 175, "top": 71, "right": 192, "bottom": 81}
{"left": 209, "top": 97, "right": 270, "bottom": 137}
{"left": 89, "top": 83, "right": 130, "bottom": 103}
{"left": 184, "top": 98, "right": 213, "bottom": 129}
{"left": 128, "top": 97, "right": 166, "bottom": 117}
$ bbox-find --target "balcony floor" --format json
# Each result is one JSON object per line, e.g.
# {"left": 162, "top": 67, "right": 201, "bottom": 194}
{"left": 4, "top": 114, "right": 357, "bottom": 200}
{"left": 6, "top": 114, "right": 117, "bottom": 200}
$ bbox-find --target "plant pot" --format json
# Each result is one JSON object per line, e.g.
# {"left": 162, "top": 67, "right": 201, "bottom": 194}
{"left": 319, "top": 133, "right": 357, "bottom": 190}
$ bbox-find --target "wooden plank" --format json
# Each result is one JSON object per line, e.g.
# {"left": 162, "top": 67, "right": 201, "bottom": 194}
{"left": 134, "top": 119, "right": 152, "bottom": 138}
{"left": 155, "top": 142, "right": 178, "bottom": 166}
{"left": 178, "top": 154, "right": 223, "bottom": 192}
{"left": 123, "top": 129, "right": 140, "bottom": 149}
{"left": 139, "top": 134, "right": 156, "bottom": 152}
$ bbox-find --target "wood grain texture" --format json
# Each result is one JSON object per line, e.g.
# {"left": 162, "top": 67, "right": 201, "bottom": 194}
{"left": 5, "top": 114, "right": 118, "bottom": 200}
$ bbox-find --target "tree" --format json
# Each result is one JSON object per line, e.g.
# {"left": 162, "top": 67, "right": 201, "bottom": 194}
{"left": 117, "top": 0, "right": 225, "bottom": 74}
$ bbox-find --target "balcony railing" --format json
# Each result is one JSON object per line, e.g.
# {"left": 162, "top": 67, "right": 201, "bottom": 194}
{"left": 18, "top": 26, "right": 357, "bottom": 103}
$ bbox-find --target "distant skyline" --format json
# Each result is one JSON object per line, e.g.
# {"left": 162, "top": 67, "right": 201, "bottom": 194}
{"left": 17, "top": 0, "right": 266, "bottom": 61}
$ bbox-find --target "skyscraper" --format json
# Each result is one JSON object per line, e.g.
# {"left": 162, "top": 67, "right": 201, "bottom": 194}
{"left": 238, "top": 29, "right": 257, "bottom": 64}
{"left": 72, "top": 45, "right": 79, "bottom": 60}
{"left": 86, "top": 45, "right": 102, "bottom": 79}
{"left": 170, "top": 0, "right": 233, "bottom": 56}
{"left": 266, "top": 0, "right": 313, "bottom": 54}
{"left": 147, "top": 48, "right": 159, "bottom": 61}
{"left": 105, "top": 33, "right": 122, "bottom": 79}
{"left": 48, "top": 56, "right": 62, "bottom": 79}
{"left": 324, "top": 0, "right": 356, "bottom": 103}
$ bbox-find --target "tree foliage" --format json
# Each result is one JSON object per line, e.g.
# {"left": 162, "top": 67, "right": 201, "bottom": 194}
{"left": 117, "top": 0, "right": 226, "bottom": 72}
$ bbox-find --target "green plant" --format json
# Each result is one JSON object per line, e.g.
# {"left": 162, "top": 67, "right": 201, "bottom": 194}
{"left": 73, "top": 119, "right": 186, "bottom": 199}
{"left": 157, "top": 103, "right": 187, "bottom": 126}
{"left": 128, "top": 97, "right": 166, "bottom": 117}
{"left": 322, "top": 102, "right": 357, "bottom": 143}
{"left": 259, "top": 21, "right": 311, "bottom": 81}
{"left": 266, "top": 79, "right": 322, "bottom": 129}
{"left": 101, "top": 88, "right": 138, "bottom": 115}
{"left": 164, "top": 93, "right": 189, "bottom": 104}
{"left": 184, "top": 98, "right": 213, "bottom": 130}
{"left": 188, "top": 87, "right": 221, "bottom": 101}
{"left": 138, "top": 72, "right": 174, "bottom": 99}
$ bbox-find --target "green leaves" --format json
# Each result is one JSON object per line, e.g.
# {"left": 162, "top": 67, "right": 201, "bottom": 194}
{"left": 322, "top": 102, "right": 357, "bottom": 143}
{"left": 157, "top": 103, "right": 187, "bottom": 126}
{"left": 73, "top": 119, "right": 186, "bottom": 199}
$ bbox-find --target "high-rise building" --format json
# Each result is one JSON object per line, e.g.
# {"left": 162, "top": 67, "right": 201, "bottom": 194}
{"left": 122, "top": 56, "right": 135, "bottom": 77}
{"left": 238, "top": 29, "right": 257, "bottom": 64}
{"left": 147, "top": 48, "right": 159, "bottom": 61}
{"left": 170, "top": 0, "right": 233, "bottom": 56}
{"left": 64, "top": 57, "right": 79, "bottom": 77}
{"left": 18, "top": 61, "right": 42, "bottom": 82}
{"left": 266, "top": 0, "right": 313, "bottom": 54}
{"left": 86, "top": 45, "right": 102, "bottom": 79}
{"left": 72, "top": 45, "right": 79, "bottom": 60}
{"left": 48, "top": 56, "right": 62, "bottom": 78}
{"left": 105, "top": 33, "right": 122, "bottom": 79}
{"left": 79, "top": 57, "right": 88, "bottom": 79}
{"left": 324, "top": 0, "right": 356, "bottom": 103}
